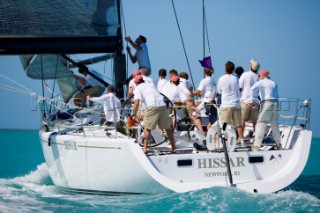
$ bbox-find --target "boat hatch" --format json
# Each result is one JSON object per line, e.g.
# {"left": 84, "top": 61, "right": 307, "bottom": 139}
{"left": 177, "top": 159, "right": 193, "bottom": 167}
{"left": 248, "top": 156, "right": 264, "bottom": 163}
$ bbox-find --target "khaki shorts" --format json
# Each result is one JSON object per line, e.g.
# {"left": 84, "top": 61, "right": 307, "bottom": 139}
{"left": 220, "top": 106, "right": 242, "bottom": 127}
{"left": 144, "top": 106, "right": 171, "bottom": 130}
{"left": 241, "top": 102, "right": 259, "bottom": 123}
{"left": 185, "top": 94, "right": 195, "bottom": 118}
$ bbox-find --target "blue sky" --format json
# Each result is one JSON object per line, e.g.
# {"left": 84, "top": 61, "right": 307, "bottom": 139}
{"left": 0, "top": 0, "right": 319, "bottom": 137}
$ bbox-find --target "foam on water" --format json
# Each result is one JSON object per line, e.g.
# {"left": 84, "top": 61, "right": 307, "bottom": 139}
{"left": 0, "top": 163, "right": 319, "bottom": 212}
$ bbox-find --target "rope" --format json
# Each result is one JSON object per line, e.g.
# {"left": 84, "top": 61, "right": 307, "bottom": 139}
{"left": 203, "top": 0, "right": 211, "bottom": 55}
{"left": 171, "top": 0, "right": 195, "bottom": 89}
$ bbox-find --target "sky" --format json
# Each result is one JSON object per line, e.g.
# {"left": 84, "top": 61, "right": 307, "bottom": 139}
{"left": 0, "top": 0, "right": 319, "bottom": 137}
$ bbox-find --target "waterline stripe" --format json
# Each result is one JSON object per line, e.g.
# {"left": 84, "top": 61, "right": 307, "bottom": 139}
{"left": 41, "top": 140, "right": 121, "bottom": 150}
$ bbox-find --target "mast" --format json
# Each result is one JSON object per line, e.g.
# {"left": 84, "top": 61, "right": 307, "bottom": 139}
{"left": 113, "top": 0, "right": 126, "bottom": 99}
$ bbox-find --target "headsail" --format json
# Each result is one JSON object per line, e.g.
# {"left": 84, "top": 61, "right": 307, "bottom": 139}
{"left": 20, "top": 55, "right": 72, "bottom": 79}
{"left": 20, "top": 55, "right": 80, "bottom": 103}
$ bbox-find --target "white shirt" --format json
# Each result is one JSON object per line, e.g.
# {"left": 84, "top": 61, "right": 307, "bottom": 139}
{"left": 161, "top": 82, "right": 187, "bottom": 103}
{"left": 217, "top": 74, "right": 240, "bottom": 107}
{"left": 178, "top": 79, "right": 193, "bottom": 100}
{"left": 197, "top": 76, "right": 216, "bottom": 98}
{"left": 129, "top": 75, "right": 155, "bottom": 92}
{"left": 250, "top": 78, "right": 279, "bottom": 101}
{"left": 239, "top": 71, "right": 259, "bottom": 103}
{"left": 184, "top": 79, "right": 193, "bottom": 91}
{"left": 89, "top": 93, "right": 121, "bottom": 122}
{"left": 157, "top": 78, "right": 168, "bottom": 92}
{"left": 85, "top": 70, "right": 105, "bottom": 88}
{"left": 129, "top": 78, "right": 137, "bottom": 91}
{"left": 134, "top": 43, "right": 151, "bottom": 69}
{"left": 134, "top": 83, "right": 166, "bottom": 107}
{"left": 142, "top": 75, "right": 156, "bottom": 88}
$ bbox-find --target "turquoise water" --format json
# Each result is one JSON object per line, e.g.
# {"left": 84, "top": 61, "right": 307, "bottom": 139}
{"left": 0, "top": 130, "right": 319, "bottom": 212}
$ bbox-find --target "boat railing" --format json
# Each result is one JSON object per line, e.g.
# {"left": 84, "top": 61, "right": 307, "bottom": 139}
{"left": 277, "top": 98, "right": 311, "bottom": 148}
{"left": 277, "top": 98, "right": 311, "bottom": 129}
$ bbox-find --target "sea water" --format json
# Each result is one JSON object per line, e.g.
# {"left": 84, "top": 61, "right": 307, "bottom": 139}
{"left": 0, "top": 130, "right": 319, "bottom": 213}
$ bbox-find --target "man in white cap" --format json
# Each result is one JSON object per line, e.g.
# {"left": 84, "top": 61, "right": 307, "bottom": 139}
{"left": 239, "top": 59, "right": 260, "bottom": 139}
{"left": 250, "top": 70, "right": 281, "bottom": 151}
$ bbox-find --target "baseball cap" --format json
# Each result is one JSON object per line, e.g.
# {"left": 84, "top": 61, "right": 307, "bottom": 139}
{"left": 258, "top": 70, "right": 270, "bottom": 77}
{"left": 250, "top": 59, "right": 260, "bottom": 71}
{"left": 133, "top": 70, "right": 141, "bottom": 77}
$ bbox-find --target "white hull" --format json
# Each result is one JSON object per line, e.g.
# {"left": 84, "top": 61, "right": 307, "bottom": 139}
{"left": 40, "top": 126, "right": 312, "bottom": 194}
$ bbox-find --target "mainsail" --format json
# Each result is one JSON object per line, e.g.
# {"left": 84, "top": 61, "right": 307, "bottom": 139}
{"left": 0, "top": 0, "right": 124, "bottom": 102}
{"left": 0, "top": 0, "right": 122, "bottom": 54}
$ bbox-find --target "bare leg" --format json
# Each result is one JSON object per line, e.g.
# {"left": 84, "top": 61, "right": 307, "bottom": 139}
{"left": 237, "top": 126, "right": 244, "bottom": 140}
{"left": 143, "top": 128, "right": 151, "bottom": 153}
{"left": 241, "top": 120, "right": 246, "bottom": 138}
{"left": 165, "top": 128, "right": 176, "bottom": 153}
{"left": 191, "top": 116, "right": 204, "bottom": 132}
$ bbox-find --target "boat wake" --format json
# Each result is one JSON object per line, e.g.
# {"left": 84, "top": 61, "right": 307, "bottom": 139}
{"left": 0, "top": 163, "right": 319, "bottom": 212}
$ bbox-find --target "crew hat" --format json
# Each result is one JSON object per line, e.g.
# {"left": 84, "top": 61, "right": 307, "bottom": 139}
{"left": 133, "top": 70, "right": 142, "bottom": 77}
{"left": 250, "top": 59, "right": 260, "bottom": 71}
{"left": 170, "top": 75, "right": 180, "bottom": 82}
{"left": 258, "top": 70, "right": 270, "bottom": 77}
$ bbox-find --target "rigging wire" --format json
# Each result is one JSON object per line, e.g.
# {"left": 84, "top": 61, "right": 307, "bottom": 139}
{"left": 49, "top": 56, "right": 59, "bottom": 113}
{"left": 203, "top": 0, "right": 211, "bottom": 55}
{"left": 202, "top": 0, "right": 212, "bottom": 58}
{"left": 202, "top": 0, "right": 205, "bottom": 58}
{"left": 0, "top": 73, "right": 33, "bottom": 93}
{"left": 0, "top": 84, "right": 36, "bottom": 96}
{"left": 120, "top": 0, "right": 129, "bottom": 97}
{"left": 40, "top": 55, "right": 47, "bottom": 118}
{"left": 171, "top": 0, "right": 195, "bottom": 89}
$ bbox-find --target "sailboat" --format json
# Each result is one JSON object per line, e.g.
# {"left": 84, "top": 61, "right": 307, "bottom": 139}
{"left": 0, "top": 0, "right": 312, "bottom": 194}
